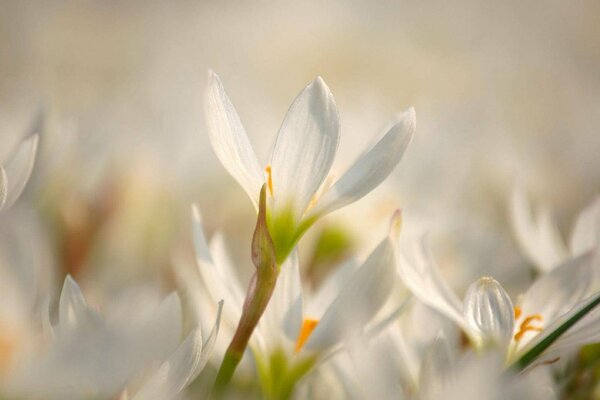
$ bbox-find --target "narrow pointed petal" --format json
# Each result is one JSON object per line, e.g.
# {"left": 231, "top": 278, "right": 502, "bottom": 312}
{"left": 304, "top": 228, "right": 396, "bottom": 351}
{"left": 509, "top": 185, "right": 567, "bottom": 272}
{"left": 58, "top": 275, "right": 98, "bottom": 328}
{"left": 463, "top": 277, "right": 514, "bottom": 348}
{"left": 570, "top": 197, "right": 600, "bottom": 256}
{"left": 270, "top": 77, "right": 340, "bottom": 217}
{"left": 192, "top": 204, "right": 243, "bottom": 328}
{"left": 205, "top": 71, "right": 264, "bottom": 208}
{"left": 1, "top": 134, "right": 39, "bottom": 210}
{"left": 309, "top": 108, "right": 415, "bottom": 217}
{"left": 396, "top": 236, "right": 466, "bottom": 332}
{"left": 133, "top": 301, "right": 223, "bottom": 400}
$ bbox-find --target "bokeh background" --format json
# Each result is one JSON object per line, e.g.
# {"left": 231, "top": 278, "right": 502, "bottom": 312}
{"left": 1, "top": 0, "right": 599, "bottom": 368}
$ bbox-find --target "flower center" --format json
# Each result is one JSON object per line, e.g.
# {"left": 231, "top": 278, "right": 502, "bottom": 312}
{"left": 294, "top": 318, "right": 319, "bottom": 353}
{"left": 265, "top": 166, "right": 274, "bottom": 196}
{"left": 514, "top": 313, "right": 544, "bottom": 342}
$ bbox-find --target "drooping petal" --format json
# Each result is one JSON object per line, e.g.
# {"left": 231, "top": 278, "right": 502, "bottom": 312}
{"left": 204, "top": 71, "right": 264, "bottom": 208}
{"left": 133, "top": 301, "right": 223, "bottom": 400}
{"left": 270, "top": 77, "right": 340, "bottom": 218}
{"left": 570, "top": 197, "right": 600, "bottom": 256}
{"left": 463, "top": 277, "right": 514, "bottom": 348}
{"left": 396, "top": 236, "right": 466, "bottom": 332}
{"left": 192, "top": 205, "right": 243, "bottom": 328}
{"left": 304, "top": 226, "right": 397, "bottom": 352}
{"left": 509, "top": 185, "right": 567, "bottom": 272}
{"left": 309, "top": 108, "right": 415, "bottom": 218}
{"left": 0, "top": 134, "right": 39, "bottom": 211}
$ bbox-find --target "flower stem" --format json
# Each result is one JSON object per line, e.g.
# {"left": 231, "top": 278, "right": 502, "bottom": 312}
{"left": 212, "top": 185, "right": 278, "bottom": 394}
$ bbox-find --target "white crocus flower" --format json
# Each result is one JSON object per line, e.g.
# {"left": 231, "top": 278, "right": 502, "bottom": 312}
{"left": 510, "top": 185, "right": 600, "bottom": 272}
{"left": 397, "top": 236, "right": 600, "bottom": 366}
{"left": 205, "top": 71, "right": 415, "bottom": 263}
{"left": 190, "top": 205, "right": 400, "bottom": 394}
{"left": 0, "top": 132, "right": 39, "bottom": 211}
{"left": 5, "top": 276, "right": 222, "bottom": 400}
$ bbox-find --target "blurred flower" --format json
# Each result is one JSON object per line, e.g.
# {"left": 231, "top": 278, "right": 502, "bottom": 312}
{"left": 510, "top": 185, "right": 600, "bottom": 272}
{"left": 4, "top": 276, "right": 222, "bottom": 400}
{"left": 205, "top": 71, "right": 414, "bottom": 263}
{"left": 397, "top": 235, "right": 600, "bottom": 366}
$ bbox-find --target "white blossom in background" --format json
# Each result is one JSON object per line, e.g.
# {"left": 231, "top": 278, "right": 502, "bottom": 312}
{"left": 396, "top": 234, "right": 600, "bottom": 365}
{"left": 0, "top": 132, "right": 39, "bottom": 211}
{"left": 510, "top": 185, "right": 600, "bottom": 273}
{"left": 205, "top": 71, "right": 415, "bottom": 263}
{"left": 3, "top": 276, "right": 222, "bottom": 400}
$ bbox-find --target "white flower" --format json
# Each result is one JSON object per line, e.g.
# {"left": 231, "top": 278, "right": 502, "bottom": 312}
{"left": 0, "top": 132, "right": 39, "bottom": 211}
{"left": 5, "top": 276, "right": 222, "bottom": 400}
{"left": 188, "top": 205, "right": 400, "bottom": 387}
{"left": 510, "top": 185, "right": 600, "bottom": 272}
{"left": 205, "top": 71, "right": 415, "bottom": 262}
{"left": 397, "top": 235, "right": 600, "bottom": 365}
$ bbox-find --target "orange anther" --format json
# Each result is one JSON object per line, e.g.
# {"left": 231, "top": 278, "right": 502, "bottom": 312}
{"left": 514, "top": 314, "right": 543, "bottom": 342}
{"left": 294, "top": 318, "right": 319, "bottom": 353}
{"left": 265, "top": 166, "right": 274, "bottom": 196}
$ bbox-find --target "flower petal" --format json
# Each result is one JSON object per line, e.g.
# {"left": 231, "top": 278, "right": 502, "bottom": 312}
{"left": 204, "top": 71, "right": 264, "bottom": 208}
{"left": 133, "top": 301, "right": 223, "bottom": 400}
{"left": 309, "top": 108, "right": 415, "bottom": 217}
{"left": 509, "top": 185, "right": 567, "bottom": 272}
{"left": 570, "top": 197, "right": 600, "bottom": 256}
{"left": 418, "top": 332, "right": 454, "bottom": 400}
{"left": 0, "top": 134, "right": 39, "bottom": 211}
{"left": 304, "top": 224, "right": 397, "bottom": 352}
{"left": 463, "top": 277, "right": 514, "bottom": 348}
{"left": 58, "top": 275, "right": 99, "bottom": 328}
{"left": 270, "top": 77, "right": 340, "bottom": 218}
{"left": 396, "top": 236, "right": 466, "bottom": 332}
{"left": 192, "top": 204, "right": 243, "bottom": 329}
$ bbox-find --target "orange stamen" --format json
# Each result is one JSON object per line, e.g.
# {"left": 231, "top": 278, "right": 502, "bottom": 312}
{"left": 514, "top": 314, "right": 543, "bottom": 342}
{"left": 265, "top": 166, "right": 274, "bottom": 196}
{"left": 294, "top": 318, "right": 319, "bottom": 353}
{"left": 514, "top": 306, "right": 522, "bottom": 320}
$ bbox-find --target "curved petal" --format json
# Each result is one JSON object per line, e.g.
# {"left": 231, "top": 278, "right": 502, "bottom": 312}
{"left": 192, "top": 205, "right": 243, "bottom": 328}
{"left": 509, "top": 185, "right": 567, "bottom": 272}
{"left": 270, "top": 77, "right": 340, "bottom": 218}
{"left": 309, "top": 108, "right": 415, "bottom": 217}
{"left": 133, "top": 301, "right": 223, "bottom": 400}
{"left": 570, "top": 197, "right": 600, "bottom": 256}
{"left": 304, "top": 226, "right": 397, "bottom": 352}
{"left": 1, "top": 134, "right": 39, "bottom": 211}
{"left": 205, "top": 71, "right": 264, "bottom": 208}
{"left": 463, "top": 277, "right": 514, "bottom": 348}
{"left": 58, "top": 275, "right": 99, "bottom": 328}
{"left": 396, "top": 236, "right": 466, "bottom": 332}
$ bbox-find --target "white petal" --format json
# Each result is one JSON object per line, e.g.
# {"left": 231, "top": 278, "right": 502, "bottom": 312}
{"left": 570, "top": 197, "right": 600, "bottom": 256}
{"left": 396, "top": 236, "right": 466, "bottom": 332}
{"left": 520, "top": 251, "right": 597, "bottom": 327}
{"left": 509, "top": 185, "right": 567, "bottom": 272}
{"left": 304, "top": 231, "right": 396, "bottom": 351}
{"left": 204, "top": 71, "right": 264, "bottom": 208}
{"left": 463, "top": 277, "right": 514, "bottom": 348}
{"left": 0, "top": 134, "right": 39, "bottom": 210}
{"left": 309, "top": 108, "right": 415, "bottom": 217}
{"left": 270, "top": 77, "right": 340, "bottom": 217}
{"left": 58, "top": 275, "right": 98, "bottom": 328}
{"left": 133, "top": 301, "right": 223, "bottom": 400}
{"left": 192, "top": 204, "right": 243, "bottom": 329}
{"left": 418, "top": 332, "right": 454, "bottom": 400}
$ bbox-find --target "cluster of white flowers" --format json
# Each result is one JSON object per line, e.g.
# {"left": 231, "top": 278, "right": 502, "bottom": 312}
{"left": 0, "top": 72, "right": 598, "bottom": 400}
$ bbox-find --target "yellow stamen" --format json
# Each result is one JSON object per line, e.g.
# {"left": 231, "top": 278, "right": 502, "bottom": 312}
{"left": 514, "top": 314, "right": 543, "bottom": 342}
{"left": 514, "top": 306, "right": 522, "bottom": 320}
{"left": 306, "top": 175, "right": 336, "bottom": 212}
{"left": 265, "top": 166, "right": 274, "bottom": 196}
{"left": 294, "top": 318, "right": 319, "bottom": 353}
